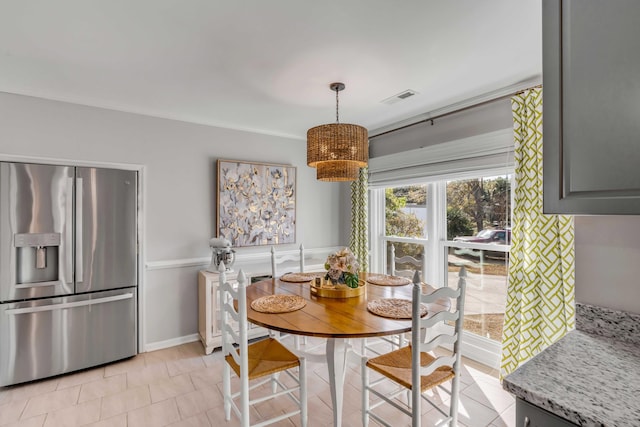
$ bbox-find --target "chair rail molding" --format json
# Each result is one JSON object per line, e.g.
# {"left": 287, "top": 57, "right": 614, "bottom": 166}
{"left": 145, "top": 246, "right": 342, "bottom": 271}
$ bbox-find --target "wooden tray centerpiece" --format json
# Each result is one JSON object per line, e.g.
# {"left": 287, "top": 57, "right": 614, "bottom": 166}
{"left": 311, "top": 247, "right": 364, "bottom": 298}
{"left": 310, "top": 277, "right": 365, "bottom": 298}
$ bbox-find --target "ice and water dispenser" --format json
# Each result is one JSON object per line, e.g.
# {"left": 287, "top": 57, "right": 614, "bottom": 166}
{"left": 14, "top": 232, "right": 61, "bottom": 285}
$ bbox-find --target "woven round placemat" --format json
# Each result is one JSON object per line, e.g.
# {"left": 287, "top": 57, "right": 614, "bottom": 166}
{"left": 250, "top": 295, "right": 307, "bottom": 313}
{"left": 280, "top": 272, "right": 325, "bottom": 283}
{"left": 366, "top": 274, "right": 412, "bottom": 286}
{"left": 367, "top": 298, "right": 427, "bottom": 319}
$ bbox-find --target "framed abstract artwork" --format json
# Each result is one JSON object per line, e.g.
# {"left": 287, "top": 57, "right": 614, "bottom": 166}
{"left": 217, "top": 159, "right": 296, "bottom": 247}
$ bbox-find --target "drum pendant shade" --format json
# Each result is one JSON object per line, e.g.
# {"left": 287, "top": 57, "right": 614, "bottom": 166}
{"left": 306, "top": 83, "right": 368, "bottom": 182}
{"left": 316, "top": 160, "right": 361, "bottom": 182}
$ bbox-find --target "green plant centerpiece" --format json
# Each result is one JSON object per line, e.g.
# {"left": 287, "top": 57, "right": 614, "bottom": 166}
{"left": 324, "top": 247, "right": 360, "bottom": 288}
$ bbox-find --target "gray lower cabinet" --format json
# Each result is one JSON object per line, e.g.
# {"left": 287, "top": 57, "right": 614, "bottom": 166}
{"left": 543, "top": 0, "right": 640, "bottom": 214}
{"left": 516, "top": 398, "right": 578, "bottom": 427}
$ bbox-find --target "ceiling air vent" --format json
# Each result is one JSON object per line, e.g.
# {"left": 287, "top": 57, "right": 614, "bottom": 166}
{"left": 381, "top": 89, "right": 419, "bottom": 105}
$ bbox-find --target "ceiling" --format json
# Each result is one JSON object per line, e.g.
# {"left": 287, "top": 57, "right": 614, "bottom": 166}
{"left": 0, "top": 0, "right": 542, "bottom": 140}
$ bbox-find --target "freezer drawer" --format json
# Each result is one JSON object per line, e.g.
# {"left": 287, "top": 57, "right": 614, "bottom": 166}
{"left": 0, "top": 288, "right": 137, "bottom": 386}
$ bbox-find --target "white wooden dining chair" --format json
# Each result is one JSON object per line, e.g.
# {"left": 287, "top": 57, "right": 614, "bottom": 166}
{"left": 361, "top": 268, "right": 467, "bottom": 427}
{"left": 220, "top": 265, "right": 308, "bottom": 427}
{"left": 270, "top": 244, "right": 305, "bottom": 280}
{"left": 270, "top": 244, "right": 309, "bottom": 349}
{"left": 389, "top": 243, "right": 424, "bottom": 279}
{"left": 360, "top": 244, "right": 423, "bottom": 357}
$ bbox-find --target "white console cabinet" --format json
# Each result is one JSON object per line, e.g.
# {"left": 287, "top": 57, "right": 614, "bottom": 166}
{"left": 198, "top": 269, "right": 268, "bottom": 354}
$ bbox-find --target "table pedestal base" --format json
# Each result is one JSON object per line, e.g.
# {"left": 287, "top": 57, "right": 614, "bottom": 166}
{"left": 327, "top": 338, "right": 350, "bottom": 427}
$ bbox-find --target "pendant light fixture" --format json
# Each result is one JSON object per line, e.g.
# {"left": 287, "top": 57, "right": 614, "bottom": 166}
{"left": 307, "top": 82, "right": 368, "bottom": 182}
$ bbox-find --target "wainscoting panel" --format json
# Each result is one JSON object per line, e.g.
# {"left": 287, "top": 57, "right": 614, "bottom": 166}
{"left": 143, "top": 246, "right": 339, "bottom": 352}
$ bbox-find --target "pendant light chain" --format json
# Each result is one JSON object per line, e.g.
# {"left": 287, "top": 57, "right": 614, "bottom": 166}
{"left": 335, "top": 87, "right": 340, "bottom": 124}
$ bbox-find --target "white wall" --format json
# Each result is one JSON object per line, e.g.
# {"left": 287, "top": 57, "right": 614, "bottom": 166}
{"left": 574, "top": 216, "right": 640, "bottom": 315}
{"left": 0, "top": 91, "right": 349, "bottom": 349}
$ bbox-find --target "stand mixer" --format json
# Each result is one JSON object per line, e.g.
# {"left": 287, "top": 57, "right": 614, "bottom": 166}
{"left": 206, "top": 237, "right": 236, "bottom": 272}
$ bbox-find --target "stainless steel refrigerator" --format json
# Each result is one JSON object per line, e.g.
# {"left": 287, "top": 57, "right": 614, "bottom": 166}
{"left": 0, "top": 162, "right": 138, "bottom": 386}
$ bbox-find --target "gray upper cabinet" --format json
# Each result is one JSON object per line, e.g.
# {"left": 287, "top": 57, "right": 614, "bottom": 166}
{"left": 543, "top": 0, "right": 640, "bottom": 214}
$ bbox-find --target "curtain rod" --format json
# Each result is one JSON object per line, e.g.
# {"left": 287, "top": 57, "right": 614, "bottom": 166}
{"left": 369, "top": 84, "right": 542, "bottom": 140}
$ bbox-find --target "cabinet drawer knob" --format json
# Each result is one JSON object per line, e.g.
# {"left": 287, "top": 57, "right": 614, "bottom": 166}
{"left": 523, "top": 416, "right": 530, "bottom": 427}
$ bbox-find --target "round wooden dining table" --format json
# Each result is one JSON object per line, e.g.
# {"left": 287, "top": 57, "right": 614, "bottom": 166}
{"left": 245, "top": 273, "right": 449, "bottom": 427}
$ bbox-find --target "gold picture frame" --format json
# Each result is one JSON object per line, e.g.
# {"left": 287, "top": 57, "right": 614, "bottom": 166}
{"left": 217, "top": 159, "right": 296, "bottom": 247}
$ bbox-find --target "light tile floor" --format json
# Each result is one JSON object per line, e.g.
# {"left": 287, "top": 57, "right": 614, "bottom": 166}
{"left": 0, "top": 339, "right": 515, "bottom": 427}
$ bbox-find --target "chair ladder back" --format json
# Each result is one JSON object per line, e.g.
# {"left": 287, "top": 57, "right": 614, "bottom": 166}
{"left": 271, "top": 244, "right": 305, "bottom": 280}
{"left": 410, "top": 268, "right": 467, "bottom": 426}
{"left": 221, "top": 314, "right": 240, "bottom": 340}
{"left": 418, "top": 355, "right": 457, "bottom": 377}
{"left": 419, "top": 310, "right": 459, "bottom": 329}
{"left": 389, "top": 244, "right": 423, "bottom": 278}
{"left": 420, "top": 285, "right": 460, "bottom": 302}
{"left": 419, "top": 332, "right": 458, "bottom": 353}
{"left": 270, "top": 245, "right": 310, "bottom": 351}
{"left": 219, "top": 265, "right": 249, "bottom": 374}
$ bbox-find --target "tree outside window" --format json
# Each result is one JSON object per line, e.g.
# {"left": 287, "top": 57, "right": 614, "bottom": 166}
{"left": 384, "top": 186, "right": 426, "bottom": 273}
{"left": 446, "top": 176, "right": 511, "bottom": 239}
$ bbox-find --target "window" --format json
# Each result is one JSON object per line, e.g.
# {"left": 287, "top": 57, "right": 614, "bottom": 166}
{"left": 371, "top": 171, "right": 513, "bottom": 366}
{"left": 384, "top": 186, "right": 427, "bottom": 278}
{"left": 445, "top": 175, "right": 511, "bottom": 343}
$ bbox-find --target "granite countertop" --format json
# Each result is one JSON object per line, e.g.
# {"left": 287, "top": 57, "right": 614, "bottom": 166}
{"left": 503, "top": 303, "right": 640, "bottom": 426}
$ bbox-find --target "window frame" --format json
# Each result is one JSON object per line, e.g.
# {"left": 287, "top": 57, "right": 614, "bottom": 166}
{"left": 369, "top": 168, "right": 514, "bottom": 368}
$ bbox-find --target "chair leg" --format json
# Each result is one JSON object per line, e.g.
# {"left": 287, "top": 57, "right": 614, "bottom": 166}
{"left": 450, "top": 373, "right": 461, "bottom": 426}
{"left": 299, "top": 359, "right": 308, "bottom": 427}
{"left": 411, "top": 382, "right": 421, "bottom": 427}
{"left": 240, "top": 368, "right": 250, "bottom": 427}
{"left": 223, "top": 362, "right": 231, "bottom": 421}
{"left": 361, "top": 357, "right": 370, "bottom": 426}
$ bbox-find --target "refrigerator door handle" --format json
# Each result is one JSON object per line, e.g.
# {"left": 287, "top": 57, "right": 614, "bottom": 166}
{"left": 66, "top": 177, "right": 74, "bottom": 285}
{"left": 75, "top": 177, "right": 83, "bottom": 284}
{"left": 4, "top": 292, "right": 134, "bottom": 315}
{"left": 15, "top": 280, "right": 60, "bottom": 289}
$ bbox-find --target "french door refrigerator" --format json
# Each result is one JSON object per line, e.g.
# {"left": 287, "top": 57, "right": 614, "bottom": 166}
{"left": 0, "top": 162, "right": 138, "bottom": 386}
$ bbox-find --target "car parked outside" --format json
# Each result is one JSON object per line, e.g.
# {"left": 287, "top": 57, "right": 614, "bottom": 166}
{"left": 453, "top": 229, "right": 511, "bottom": 245}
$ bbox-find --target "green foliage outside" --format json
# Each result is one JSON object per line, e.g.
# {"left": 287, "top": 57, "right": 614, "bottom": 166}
{"left": 385, "top": 187, "right": 425, "bottom": 262}
{"left": 384, "top": 177, "right": 511, "bottom": 244}
{"left": 385, "top": 188, "right": 424, "bottom": 238}
{"left": 446, "top": 177, "right": 511, "bottom": 236}
{"left": 384, "top": 178, "right": 511, "bottom": 285}
{"left": 446, "top": 206, "right": 474, "bottom": 240}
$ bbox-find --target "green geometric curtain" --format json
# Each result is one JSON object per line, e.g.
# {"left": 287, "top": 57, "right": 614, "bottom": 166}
{"left": 350, "top": 167, "right": 368, "bottom": 272}
{"left": 500, "top": 88, "right": 575, "bottom": 378}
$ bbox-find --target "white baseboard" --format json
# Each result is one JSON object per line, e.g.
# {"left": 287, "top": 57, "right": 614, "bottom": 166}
{"left": 143, "top": 333, "right": 200, "bottom": 353}
{"left": 460, "top": 331, "right": 501, "bottom": 370}
{"left": 432, "top": 324, "right": 501, "bottom": 370}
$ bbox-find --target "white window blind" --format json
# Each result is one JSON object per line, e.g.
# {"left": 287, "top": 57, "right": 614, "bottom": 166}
{"left": 368, "top": 129, "right": 514, "bottom": 188}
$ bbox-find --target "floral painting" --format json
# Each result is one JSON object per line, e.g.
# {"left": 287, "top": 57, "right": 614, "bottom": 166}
{"left": 217, "top": 159, "right": 296, "bottom": 247}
